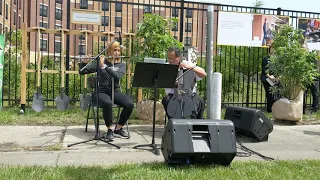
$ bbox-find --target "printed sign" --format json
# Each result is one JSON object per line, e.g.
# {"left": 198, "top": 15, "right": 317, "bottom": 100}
{"left": 298, "top": 18, "right": 320, "bottom": 51}
{"left": 71, "top": 9, "right": 102, "bottom": 25}
{"left": 217, "top": 11, "right": 289, "bottom": 47}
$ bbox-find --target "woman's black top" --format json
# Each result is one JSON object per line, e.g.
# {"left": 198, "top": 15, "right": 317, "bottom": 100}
{"left": 79, "top": 60, "right": 126, "bottom": 92}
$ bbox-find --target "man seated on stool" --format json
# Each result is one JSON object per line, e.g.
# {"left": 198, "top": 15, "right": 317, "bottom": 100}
{"left": 162, "top": 47, "right": 207, "bottom": 120}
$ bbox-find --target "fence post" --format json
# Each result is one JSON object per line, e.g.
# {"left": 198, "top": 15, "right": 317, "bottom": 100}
{"left": 179, "top": 0, "right": 185, "bottom": 43}
{"left": 277, "top": 7, "right": 281, "bottom": 15}
{"left": 65, "top": 0, "right": 71, "bottom": 96}
{"left": 206, "top": 5, "right": 214, "bottom": 119}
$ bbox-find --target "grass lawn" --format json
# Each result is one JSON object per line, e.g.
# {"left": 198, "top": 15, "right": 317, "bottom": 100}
{"left": 0, "top": 160, "right": 319, "bottom": 179}
{"left": 0, "top": 106, "right": 145, "bottom": 126}
{"left": 0, "top": 106, "right": 319, "bottom": 126}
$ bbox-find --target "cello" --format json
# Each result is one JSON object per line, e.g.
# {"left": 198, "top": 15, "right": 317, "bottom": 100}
{"left": 166, "top": 47, "right": 199, "bottom": 119}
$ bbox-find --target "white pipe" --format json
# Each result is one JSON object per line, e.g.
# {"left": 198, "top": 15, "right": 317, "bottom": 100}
{"left": 206, "top": 5, "right": 214, "bottom": 119}
{"left": 211, "top": 72, "right": 222, "bottom": 119}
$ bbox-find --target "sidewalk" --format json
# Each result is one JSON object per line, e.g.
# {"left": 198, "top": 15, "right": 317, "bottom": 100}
{"left": 0, "top": 124, "right": 320, "bottom": 166}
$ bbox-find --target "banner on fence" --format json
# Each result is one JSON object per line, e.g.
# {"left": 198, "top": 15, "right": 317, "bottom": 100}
{"left": 298, "top": 18, "right": 320, "bottom": 51}
{"left": 0, "top": 34, "right": 4, "bottom": 109}
{"left": 217, "top": 11, "right": 289, "bottom": 47}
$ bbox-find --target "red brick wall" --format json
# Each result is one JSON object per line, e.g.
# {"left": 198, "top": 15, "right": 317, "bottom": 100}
{"left": 25, "top": 0, "right": 215, "bottom": 62}
{"left": 252, "top": 15, "right": 262, "bottom": 41}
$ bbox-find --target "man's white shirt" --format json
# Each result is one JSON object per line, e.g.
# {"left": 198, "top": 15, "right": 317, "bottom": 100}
{"left": 164, "top": 61, "right": 203, "bottom": 95}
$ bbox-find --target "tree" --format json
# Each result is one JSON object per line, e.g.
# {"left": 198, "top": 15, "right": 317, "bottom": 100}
{"left": 129, "top": 13, "right": 183, "bottom": 100}
{"left": 252, "top": 0, "right": 264, "bottom": 14}
{"left": 132, "top": 13, "right": 183, "bottom": 62}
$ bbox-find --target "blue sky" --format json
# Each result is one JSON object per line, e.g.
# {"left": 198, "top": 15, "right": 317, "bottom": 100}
{"left": 192, "top": 0, "right": 319, "bottom": 13}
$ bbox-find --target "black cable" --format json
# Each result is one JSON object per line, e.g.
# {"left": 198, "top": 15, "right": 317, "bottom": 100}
{"left": 236, "top": 137, "right": 275, "bottom": 161}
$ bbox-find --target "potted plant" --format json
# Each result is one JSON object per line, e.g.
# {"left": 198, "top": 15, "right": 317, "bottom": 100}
{"left": 268, "top": 24, "right": 320, "bottom": 121}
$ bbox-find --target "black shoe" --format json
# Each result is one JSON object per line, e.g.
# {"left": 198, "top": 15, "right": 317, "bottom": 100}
{"left": 103, "top": 129, "right": 114, "bottom": 141}
{"left": 114, "top": 128, "right": 129, "bottom": 139}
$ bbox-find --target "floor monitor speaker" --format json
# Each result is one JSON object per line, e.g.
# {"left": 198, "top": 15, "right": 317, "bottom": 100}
{"left": 161, "top": 119, "right": 237, "bottom": 166}
{"left": 224, "top": 106, "right": 273, "bottom": 142}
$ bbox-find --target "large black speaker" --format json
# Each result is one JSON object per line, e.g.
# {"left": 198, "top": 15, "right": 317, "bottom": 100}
{"left": 161, "top": 119, "right": 237, "bottom": 166}
{"left": 224, "top": 106, "right": 273, "bottom": 142}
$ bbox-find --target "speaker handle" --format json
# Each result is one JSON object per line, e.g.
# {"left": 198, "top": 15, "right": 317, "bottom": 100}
{"left": 233, "top": 110, "right": 242, "bottom": 118}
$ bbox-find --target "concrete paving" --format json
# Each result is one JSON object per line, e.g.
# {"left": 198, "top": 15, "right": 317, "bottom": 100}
{"left": 0, "top": 124, "right": 319, "bottom": 166}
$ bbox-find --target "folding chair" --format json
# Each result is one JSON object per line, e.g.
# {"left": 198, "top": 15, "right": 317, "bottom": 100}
{"left": 84, "top": 76, "right": 130, "bottom": 138}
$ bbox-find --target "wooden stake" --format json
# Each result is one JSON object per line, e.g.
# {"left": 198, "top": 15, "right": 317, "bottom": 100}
{"left": 20, "top": 23, "right": 27, "bottom": 106}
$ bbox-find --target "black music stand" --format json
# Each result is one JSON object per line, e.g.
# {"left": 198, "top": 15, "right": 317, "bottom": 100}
{"left": 132, "top": 62, "right": 179, "bottom": 155}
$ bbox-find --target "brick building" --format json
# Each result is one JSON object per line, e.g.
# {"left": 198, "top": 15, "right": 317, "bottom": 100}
{"left": 1, "top": 0, "right": 217, "bottom": 63}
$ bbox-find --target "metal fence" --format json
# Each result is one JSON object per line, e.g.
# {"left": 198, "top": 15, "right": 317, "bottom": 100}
{"left": 2, "top": 0, "right": 320, "bottom": 109}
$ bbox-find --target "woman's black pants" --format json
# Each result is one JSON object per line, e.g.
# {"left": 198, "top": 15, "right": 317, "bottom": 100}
{"left": 92, "top": 90, "right": 134, "bottom": 127}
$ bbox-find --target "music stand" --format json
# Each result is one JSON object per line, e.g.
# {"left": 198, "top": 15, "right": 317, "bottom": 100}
{"left": 132, "top": 62, "right": 179, "bottom": 155}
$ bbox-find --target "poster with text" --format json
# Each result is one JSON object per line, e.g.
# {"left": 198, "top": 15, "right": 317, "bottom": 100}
{"left": 0, "top": 35, "right": 4, "bottom": 110}
{"left": 298, "top": 18, "right": 320, "bottom": 51}
{"left": 217, "top": 11, "right": 289, "bottom": 47}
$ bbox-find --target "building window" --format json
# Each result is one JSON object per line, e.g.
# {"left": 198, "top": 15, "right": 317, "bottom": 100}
{"left": 172, "top": 8, "right": 179, "bottom": 17}
{"left": 173, "top": 36, "right": 178, "bottom": 40}
{"left": 14, "top": 11, "right": 16, "bottom": 25}
{"left": 5, "top": 4, "right": 8, "bottom": 19}
{"left": 14, "top": 0, "right": 16, "bottom": 4}
{"left": 55, "top": 24, "right": 62, "bottom": 29}
{"left": 19, "top": 16, "right": 21, "bottom": 29}
{"left": 115, "top": 3, "right": 122, "bottom": 12}
{"left": 184, "top": 37, "right": 191, "bottom": 46}
{"left": 115, "top": 17, "right": 122, "bottom": 27}
{"left": 55, "top": 41, "right": 61, "bottom": 53}
{"left": 40, "top": 4, "right": 48, "bottom": 17}
{"left": 79, "top": 35, "right": 85, "bottom": 40}
{"left": 185, "top": 22, "right": 192, "bottom": 32}
{"left": 144, "top": 6, "right": 152, "bottom": 14}
{"left": 40, "top": 39, "right": 47, "bottom": 51}
{"left": 79, "top": 44, "right": 85, "bottom": 55}
{"left": 172, "top": 23, "right": 178, "bottom": 31}
{"left": 55, "top": 8, "right": 62, "bottom": 20}
{"left": 102, "top": 16, "right": 109, "bottom": 26}
{"left": 204, "top": 37, "right": 207, "bottom": 49}
{"left": 102, "top": 2, "right": 109, "bottom": 11}
{"left": 80, "top": 0, "right": 88, "bottom": 9}
{"left": 186, "top": 9, "right": 192, "bottom": 18}
{"left": 56, "top": 0, "right": 62, "bottom": 4}
{"left": 39, "top": 22, "right": 48, "bottom": 28}
{"left": 0, "top": 0, "right": 2, "bottom": 16}
{"left": 101, "top": 36, "right": 107, "bottom": 41}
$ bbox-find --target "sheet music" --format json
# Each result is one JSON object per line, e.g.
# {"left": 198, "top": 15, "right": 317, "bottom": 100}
{"left": 266, "top": 75, "right": 276, "bottom": 86}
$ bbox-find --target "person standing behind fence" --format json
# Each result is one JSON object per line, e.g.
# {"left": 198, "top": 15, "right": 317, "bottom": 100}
{"left": 261, "top": 44, "right": 278, "bottom": 113}
{"left": 303, "top": 49, "right": 320, "bottom": 114}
